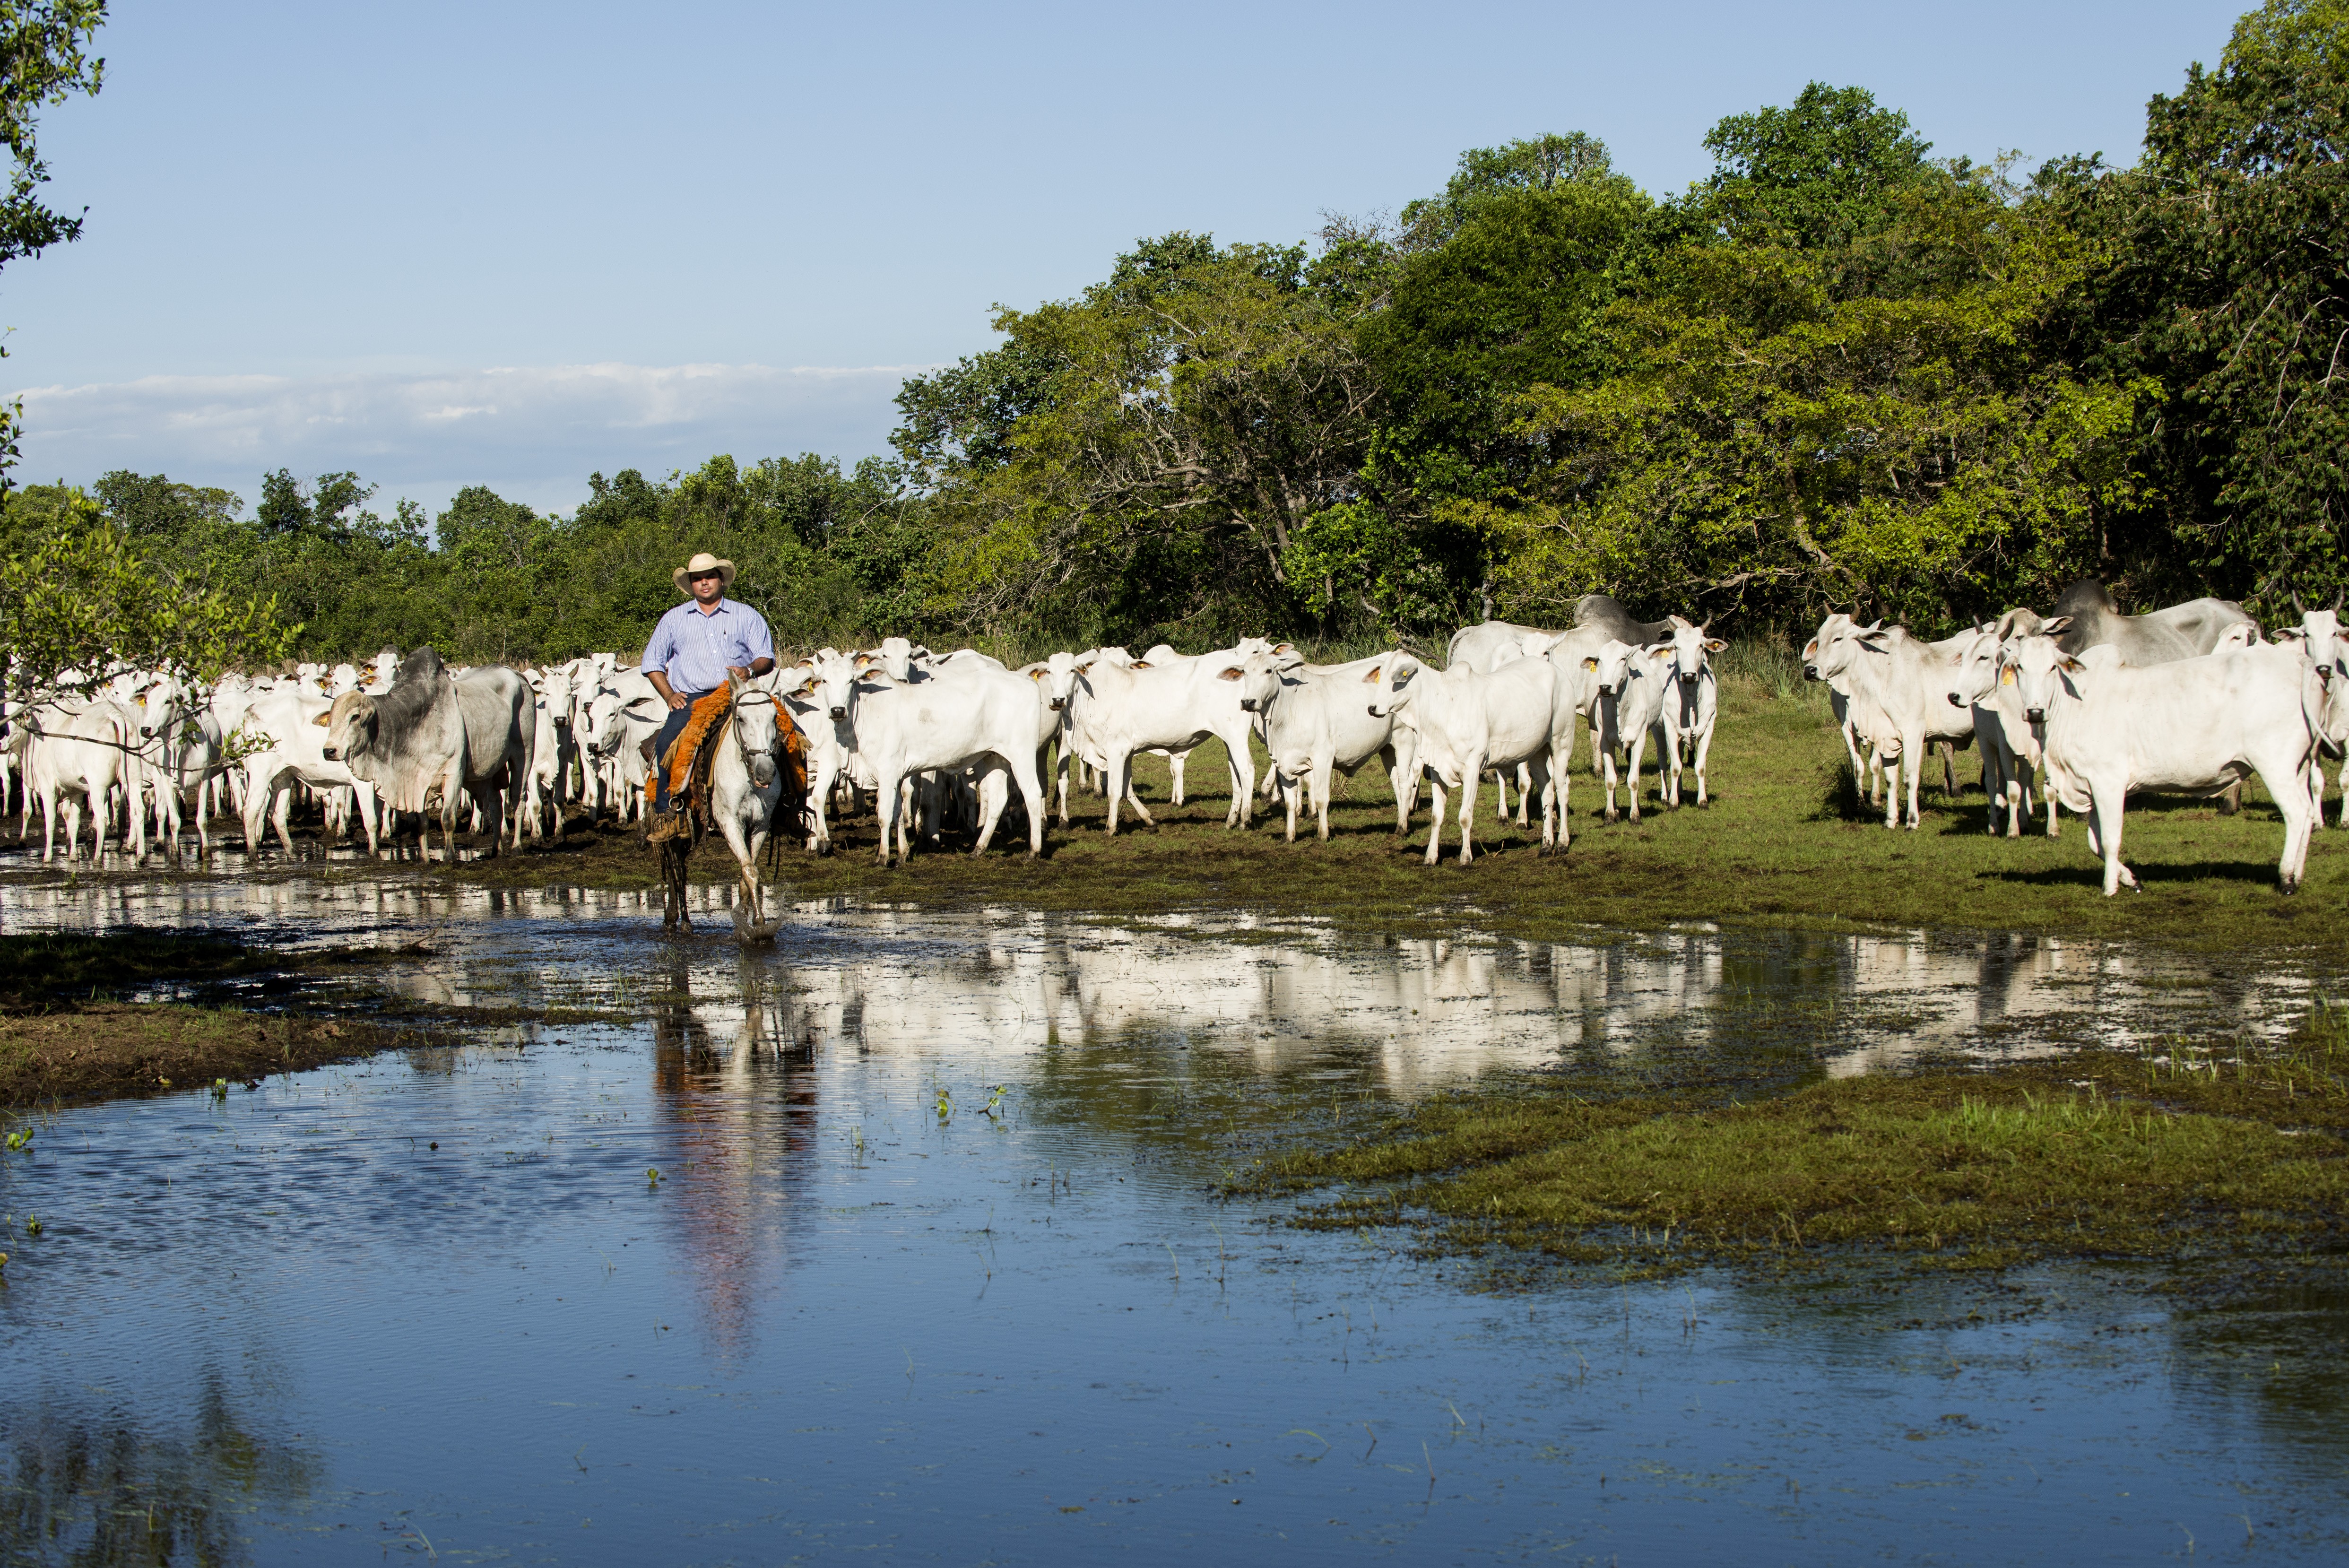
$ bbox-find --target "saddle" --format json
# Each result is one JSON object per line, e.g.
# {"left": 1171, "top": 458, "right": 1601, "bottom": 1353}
{"left": 643, "top": 689, "right": 812, "bottom": 838}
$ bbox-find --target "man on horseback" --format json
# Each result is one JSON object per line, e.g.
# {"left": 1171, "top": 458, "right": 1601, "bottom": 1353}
{"left": 641, "top": 551, "right": 774, "bottom": 843}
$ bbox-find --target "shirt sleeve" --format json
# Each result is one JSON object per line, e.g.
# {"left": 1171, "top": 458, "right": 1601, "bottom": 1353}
{"left": 738, "top": 605, "right": 775, "bottom": 666}
{"left": 641, "top": 608, "right": 675, "bottom": 675}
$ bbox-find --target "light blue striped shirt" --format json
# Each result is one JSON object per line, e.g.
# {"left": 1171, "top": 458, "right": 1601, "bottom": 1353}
{"left": 640, "top": 598, "right": 774, "bottom": 693}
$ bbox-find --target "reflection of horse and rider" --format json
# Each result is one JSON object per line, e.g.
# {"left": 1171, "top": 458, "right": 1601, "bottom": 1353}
{"left": 639, "top": 551, "right": 808, "bottom": 933}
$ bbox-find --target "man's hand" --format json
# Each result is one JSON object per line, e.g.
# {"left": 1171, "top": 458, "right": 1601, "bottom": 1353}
{"left": 648, "top": 671, "right": 687, "bottom": 711}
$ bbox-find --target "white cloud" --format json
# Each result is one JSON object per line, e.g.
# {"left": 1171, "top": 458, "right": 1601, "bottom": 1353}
{"left": 4, "top": 361, "right": 926, "bottom": 516}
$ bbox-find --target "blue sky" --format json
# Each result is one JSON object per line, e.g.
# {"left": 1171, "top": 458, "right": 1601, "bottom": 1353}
{"left": 3, "top": 0, "right": 2251, "bottom": 518}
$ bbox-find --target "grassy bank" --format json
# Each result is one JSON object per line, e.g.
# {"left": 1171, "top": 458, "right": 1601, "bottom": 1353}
{"left": 0, "top": 932, "right": 424, "bottom": 1108}
{"left": 1237, "top": 1005, "right": 2349, "bottom": 1279}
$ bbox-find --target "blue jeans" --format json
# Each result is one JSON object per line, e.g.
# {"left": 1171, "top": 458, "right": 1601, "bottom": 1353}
{"left": 650, "top": 691, "right": 712, "bottom": 812}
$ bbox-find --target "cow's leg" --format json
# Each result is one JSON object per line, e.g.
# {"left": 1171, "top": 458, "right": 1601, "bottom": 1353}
{"left": 39, "top": 783, "right": 58, "bottom": 862}
{"left": 1602, "top": 741, "right": 1621, "bottom": 823}
{"left": 2090, "top": 784, "right": 2136, "bottom": 895}
{"left": 1423, "top": 775, "right": 1449, "bottom": 866}
{"left": 1283, "top": 765, "right": 1301, "bottom": 843}
{"left": 1223, "top": 736, "right": 1254, "bottom": 830}
{"left": 1693, "top": 722, "right": 1714, "bottom": 807}
{"left": 2219, "top": 779, "right": 2244, "bottom": 815}
{"left": 1010, "top": 746, "right": 1047, "bottom": 858}
{"left": 1315, "top": 752, "right": 1338, "bottom": 842}
{"left": 1879, "top": 752, "right": 1902, "bottom": 830}
{"left": 1103, "top": 751, "right": 1128, "bottom": 837}
{"left": 1455, "top": 753, "right": 1482, "bottom": 865}
{"left": 871, "top": 767, "right": 904, "bottom": 865}
{"left": 1625, "top": 730, "right": 1647, "bottom": 823}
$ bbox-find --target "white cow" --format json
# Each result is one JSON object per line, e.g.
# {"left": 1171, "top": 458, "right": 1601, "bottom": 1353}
{"left": 1952, "top": 624, "right": 2060, "bottom": 838}
{"left": 1590, "top": 639, "right": 1673, "bottom": 823}
{"left": 1369, "top": 650, "right": 1555, "bottom": 865}
{"left": 2275, "top": 598, "right": 2348, "bottom": 826}
{"left": 797, "top": 650, "right": 1049, "bottom": 864}
{"left": 520, "top": 666, "right": 579, "bottom": 841}
{"left": 24, "top": 698, "right": 139, "bottom": 862}
{"left": 1650, "top": 616, "right": 1725, "bottom": 808}
{"left": 1808, "top": 621, "right": 1980, "bottom": 830}
{"left": 1238, "top": 648, "right": 1421, "bottom": 842}
{"left": 238, "top": 687, "right": 383, "bottom": 858}
{"left": 135, "top": 671, "right": 226, "bottom": 860}
{"left": 2003, "top": 632, "right": 2319, "bottom": 896}
{"left": 1059, "top": 645, "right": 1265, "bottom": 836}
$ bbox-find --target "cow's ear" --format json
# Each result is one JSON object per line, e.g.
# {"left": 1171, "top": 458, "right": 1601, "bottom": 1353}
{"left": 1362, "top": 665, "right": 1381, "bottom": 683}
{"left": 1581, "top": 656, "right": 1599, "bottom": 671}
{"left": 1029, "top": 666, "right": 1047, "bottom": 682}
{"left": 2040, "top": 615, "right": 2073, "bottom": 636}
{"left": 2000, "top": 665, "right": 2016, "bottom": 686}
{"left": 1705, "top": 639, "right": 1726, "bottom": 653}
{"left": 311, "top": 711, "right": 330, "bottom": 727}
{"left": 1216, "top": 666, "right": 1243, "bottom": 681}
{"left": 2061, "top": 657, "right": 2085, "bottom": 674}
{"left": 2276, "top": 627, "right": 2308, "bottom": 643}
{"left": 1130, "top": 660, "right": 1153, "bottom": 670}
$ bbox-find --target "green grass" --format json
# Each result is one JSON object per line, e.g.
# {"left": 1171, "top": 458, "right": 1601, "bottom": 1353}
{"left": 1235, "top": 1004, "right": 2349, "bottom": 1275}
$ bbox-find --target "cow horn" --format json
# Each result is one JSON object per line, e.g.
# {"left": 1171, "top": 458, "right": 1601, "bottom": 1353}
{"left": 2294, "top": 589, "right": 2308, "bottom": 615}
{"left": 2334, "top": 587, "right": 2345, "bottom": 614}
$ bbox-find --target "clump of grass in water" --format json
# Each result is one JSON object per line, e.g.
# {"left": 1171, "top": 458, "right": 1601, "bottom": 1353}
{"left": 1235, "top": 1030, "right": 2349, "bottom": 1275}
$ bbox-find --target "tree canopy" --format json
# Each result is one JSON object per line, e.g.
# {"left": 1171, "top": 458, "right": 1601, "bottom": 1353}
{"left": 12, "top": 2, "right": 2349, "bottom": 672}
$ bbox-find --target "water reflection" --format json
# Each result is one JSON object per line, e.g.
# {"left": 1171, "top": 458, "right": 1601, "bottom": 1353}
{"left": 0, "top": 876, "right": 2322, "bottom": 1087}
{"left": 648, "top": 948, "right": 820, "bottom": 1362}
{"left": 0, "top": 1372, "right": 324, "bottom": 1566}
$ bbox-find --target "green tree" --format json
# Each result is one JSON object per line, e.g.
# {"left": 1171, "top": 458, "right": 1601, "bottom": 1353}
{"left": 1313, "top": 135, "right": 1650, "bottom": 629}
{"left": 2046, "top": 0, "right": 2349, "bottom": 612}
{"left": 917, "top": 234, "right": 1384, "bottom": 642}
{"left": 1477, "top": 97, "right": 2143, "bottom": 631}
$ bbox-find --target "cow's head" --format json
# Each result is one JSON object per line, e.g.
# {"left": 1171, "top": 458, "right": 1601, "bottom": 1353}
{"left": 319, "top": 692, "right": 379, "bottom": 762}
{"left": 799, "top": 649, "right": 866, "bottom": 722}
{"left": 2280, "top": 602, "right": 2348, "bottom": 688}
{"left": 1948, "top": 629, "right": 2004, "bottom": 709}
{"left": 1029, "top": 650, "right": 1081, "bottom": 713}
{"left": 1998, "top": 633, "right": 2083, "bottom": 725}
{"left": 1802, "top": 614, "right": 1854, "bottom": 681}
{"left": 1662, "top": 615, "right": 1725, "bottom": 684}
{"left": 1235, "top": 645, "right": 1304, "bottom": 714}
{"left": 137, "top": 672, "right": 183, "bottom": 740}
{"left": 1365, "top": 653, "right": 1419, "bottom": 718}
{"left": 871, "top": 636, "right": 931, "bottom": 684}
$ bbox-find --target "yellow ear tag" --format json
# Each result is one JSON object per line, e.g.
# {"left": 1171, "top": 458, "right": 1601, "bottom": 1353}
{"left": 2000, "top": 667, "right": 2015, "bottom": 686}
{"left": 1581, "top": 657, "right": 1598, "bottom": 671}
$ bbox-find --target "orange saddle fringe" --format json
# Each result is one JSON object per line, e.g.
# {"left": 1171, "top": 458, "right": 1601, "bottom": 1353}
{"left": 645, "top": 688, "right": 736, "bottom": 806}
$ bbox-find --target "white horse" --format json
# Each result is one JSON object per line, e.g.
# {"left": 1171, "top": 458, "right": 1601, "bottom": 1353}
{"left": 710, "top": 673, "right": 789, "bottom": 936}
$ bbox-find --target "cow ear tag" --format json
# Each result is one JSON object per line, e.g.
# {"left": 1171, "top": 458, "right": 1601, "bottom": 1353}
{"left": 2001, "top": 667, "right": 2015, "bottom": 686}
{"left": 1581, "top": 657, "right": 1598, "bottom": 671}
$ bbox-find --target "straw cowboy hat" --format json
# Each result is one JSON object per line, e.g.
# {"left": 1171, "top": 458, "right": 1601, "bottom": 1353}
{"left": 673, "top": 551, "right": 737, "bottom": 595}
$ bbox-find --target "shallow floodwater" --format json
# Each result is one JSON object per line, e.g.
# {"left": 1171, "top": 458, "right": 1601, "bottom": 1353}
{"left": 2, "top": 871, "right": 2346, "bottom": 1563}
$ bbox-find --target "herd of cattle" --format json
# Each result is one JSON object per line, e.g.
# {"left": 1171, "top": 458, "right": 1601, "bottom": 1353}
{"left": 3, "top": 581, "right": 2343, "bottom": 904}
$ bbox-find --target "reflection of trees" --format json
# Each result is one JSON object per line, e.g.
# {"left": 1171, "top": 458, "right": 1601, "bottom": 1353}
{"left": 649, "top": 947, "right": 818, "bottom": 1364}
{"left": 0, "top": 1369, "right": 323, "bottom": 1567}
{"left": 2161, "top": 1279, "right": 2349, "bottom": 1473}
